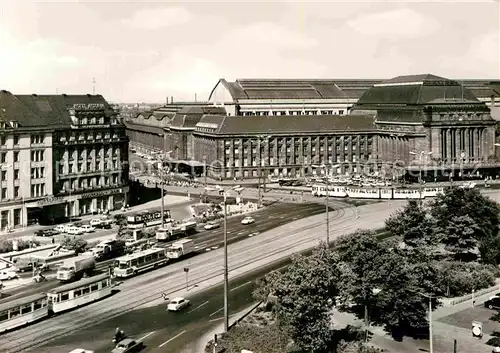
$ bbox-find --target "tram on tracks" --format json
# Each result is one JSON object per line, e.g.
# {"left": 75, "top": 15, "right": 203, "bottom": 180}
{"left": 0, "top": 274, "right": 112, "bottom": 334}
{"left": 311, "top": 184, "right": 445, "bottom": 199}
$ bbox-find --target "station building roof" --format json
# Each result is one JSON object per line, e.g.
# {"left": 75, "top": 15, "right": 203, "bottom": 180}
{"left": 0, "top": 90, "right": 114, "bottom": 129}
{"left": 194, "top": 114, "right": 377, "bottom": 136}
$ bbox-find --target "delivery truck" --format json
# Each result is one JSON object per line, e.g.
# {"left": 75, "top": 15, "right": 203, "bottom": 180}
{"left": 156, "top": 221, "right": 197, "bottom": 241}
{"left": 57, "top": 255, "right": 96, "bottom": 282}
{"left": 166, "top": 239, "right": 194, "bottom": 260}
{"left": 91, "top": 240, "right": 126, "bottom": 261}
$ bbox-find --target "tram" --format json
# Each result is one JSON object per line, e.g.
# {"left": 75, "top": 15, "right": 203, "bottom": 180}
{"left": 0, "top": 274, "right": 112, "bottom": 334}
{"left": 311, "top": 184, "right": 444, "bottom": 199}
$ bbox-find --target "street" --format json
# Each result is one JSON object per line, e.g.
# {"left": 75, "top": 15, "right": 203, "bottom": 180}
{"left": 0, "top": 198, "right": 402, "bottom": 353}
{"left": 0, "top": 202, "right": 327, "bottom": 301}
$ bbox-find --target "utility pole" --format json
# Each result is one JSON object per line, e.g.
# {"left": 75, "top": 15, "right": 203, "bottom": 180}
{"left": 203, "top": 156, "right": 207, "bottom": 186}
{"left": 223, "top": 191, "right": 229, "bottom": 332}
{"left": 326, "top": 166, "right": 330, "bottom": 245}
{"left": 160, "top": 171, "right": 165, "bottom": 228}
{"left": 429, "top": 295, "right": 433, "bottom": 353}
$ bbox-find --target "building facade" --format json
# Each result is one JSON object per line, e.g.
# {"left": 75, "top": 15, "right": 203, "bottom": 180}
{"left": 0, "top": 91, "right": 129, "bottom": 229}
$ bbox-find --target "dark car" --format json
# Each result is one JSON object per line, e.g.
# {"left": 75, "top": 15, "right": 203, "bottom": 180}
{"left": 485, "top": 297, "right": 500, "bottom": 310}
{"left": 35, "top": 229, "right": 59, "bottom": 237}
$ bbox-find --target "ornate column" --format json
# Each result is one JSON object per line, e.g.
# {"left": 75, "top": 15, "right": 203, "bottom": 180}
{"left": 446, "top": 128, "right": 452, "bottom": 163}
{"left": 465, "top": 128, "right": 470, "bottom": 162}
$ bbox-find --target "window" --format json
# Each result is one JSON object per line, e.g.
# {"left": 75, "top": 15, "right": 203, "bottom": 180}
{"left": 13, "top": 209, "right": 20, "bottom": 225}
{"left": 14, "top": 151, "right": 19, "bottom": 162}
{"left": 82, "top": 287, "right": 90, "bottom": 295}
{"left": 1, "top": 153, "right": 5, "bottom": 163}
{"left": 14, "top": 187, "right": 19, "bottom": 198}
{"left": 31, "top": 150, "right": 44, "bottom": 162}
{"left": 74, "top": 289, "right": 82, "bottom": 297}
{"left": 33, "top": 300, "right": 43, "bottom": 310}
{"left": 0, "top": 311, "right": 8, "bottom": 322}
{"left": 90, "top": 284, "right": 98, "bottom": 292}
{"left": 1, "top": 188, "right": 6, "bottom": 199}
{"left": 1, "top": 171, "right": 6, "bottom": 180}
{"left": 61, "top": 293, "right": 69, "bottom": 301}
{"left": 13, "top": 136, "right": 19, "bottom": 145}
{"left": 10, "top": 307, "right": 20, "bottom": 318}
{"left": 21, "top": 305, "right": 32, "bottom": 315}
{"left": 14, "top": 169, "right": 19, "bottom": 180}
{"left": 30, "top": 135, "right": 44, "bottom": 144}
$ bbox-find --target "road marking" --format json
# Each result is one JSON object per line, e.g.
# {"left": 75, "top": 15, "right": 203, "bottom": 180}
{"left": 209, "top": 307, "right": 224, "bottom": 317}
{"left": 230, "top": 281, "right": 252, "bottom": 292}
{"left": 188, "top": 300, "right": 209, "bottom": 313}
{"left": 237, "top": 231, "right": 245, "bottom": 235}
{"left": 139, "top": 332, "right": 154, "bottom": 341}
{"left": 209, "top": 314, "right": 238, "bottom": 322}
{"left": 159, "top": 330, "right": 186, "bottom": 347}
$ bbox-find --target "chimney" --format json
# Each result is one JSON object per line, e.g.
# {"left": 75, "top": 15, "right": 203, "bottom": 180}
{"left": 170, "top": 96, "right": 174, "bottom": 104}
{"left": 492, "top": 95, "right": 495, "bottom": 108}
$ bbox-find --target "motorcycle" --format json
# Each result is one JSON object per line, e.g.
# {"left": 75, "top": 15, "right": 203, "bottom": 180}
{"left": 112, "top": 332, "right": 126, "bottom": 344}
{"left": 33, "top": 274, "right": 46, "bottom": 283}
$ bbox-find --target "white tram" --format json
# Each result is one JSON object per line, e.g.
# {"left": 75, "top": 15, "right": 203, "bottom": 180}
{"left": 311, "top": 184, "right": 444, "bottom": 199}
{"left": 48, "top": 274, "right": 113, "bottom": 313}
{"left": 0, "top": 293, "right": 49, "bottom": 333}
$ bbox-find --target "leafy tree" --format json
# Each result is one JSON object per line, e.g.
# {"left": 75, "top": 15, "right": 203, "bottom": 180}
{"left": 438, "top": 215, "right": 481, "bottom": 261}
{"left": 337, "top": 341, "right": 384, "bottom": 353}
{"left": 385, "top": 200, "right": 436, "bottom": 247}
{"left": 60, "top": 236, "right": 88, "bottom": 255}
{"left": 266, "top": 244, "right": 341, "bottom": 353}
{"left": 431, "top": 187, "right": 499, "bottom": 240}
{"left": 114, "top": 214, "right": 130, "bottom": 239}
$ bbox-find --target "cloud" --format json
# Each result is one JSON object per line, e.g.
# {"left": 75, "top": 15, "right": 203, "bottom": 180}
{"left": 347, "top": 8, "right": 440, "bottom": 39}
{"left": 221, "top": 22, "right": 318, "bottom": 50}
{"left": 123, "top": 7, "right": 193, "bottom": 30}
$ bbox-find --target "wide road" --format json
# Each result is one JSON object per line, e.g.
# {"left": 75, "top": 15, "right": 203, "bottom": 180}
{"left": 0, "top": 198, "right": 408, "bottom": 353}
{"left": 0, "top": 202, "right": 327, "bottom": 301}
{"left": 36, "top": 258, "right": 287, "bottom": 353}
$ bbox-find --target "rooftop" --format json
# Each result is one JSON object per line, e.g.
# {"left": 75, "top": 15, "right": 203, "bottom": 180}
{"left": 0, "top": 91, "right": 114, "bottom": 128}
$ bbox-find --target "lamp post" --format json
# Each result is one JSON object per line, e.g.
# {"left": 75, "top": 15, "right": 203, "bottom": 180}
{"left": 205, "top": 184, "right": 242, "bottom": 333}
{"left": 159, "top": 151, "right": 173, "bottom": 228}
{"left": 313, "top": 163, "right": 340, "bottom": 245}
{"left": 257, "top": 135, "right": 271, "bottom": 205}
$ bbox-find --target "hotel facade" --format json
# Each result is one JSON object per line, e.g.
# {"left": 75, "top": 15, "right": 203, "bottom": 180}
{"left": 0, "top": 91, "right": 129, "bottom": 230}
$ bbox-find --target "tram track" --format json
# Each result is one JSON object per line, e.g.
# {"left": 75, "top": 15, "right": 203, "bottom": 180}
{"left": 0, "top": 204, "right": 360, "bottom": 352}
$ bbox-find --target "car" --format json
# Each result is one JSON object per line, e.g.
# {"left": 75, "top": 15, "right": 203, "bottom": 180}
{"left": 68, "top": 349, "right": 94, "bottom": 353}
{"left": 0, "top": 269, "right": 19, "bottom": 281}
{"left": 66, "top": 226, "right": 85, "bottom": 235}
{"left": 241, "top": 216, "right": 255, "bottom": 225}
{"left": 80, "top": 225, "right": 95, "bottom": 233}
{"left": 54, "top": 224, "right": 66, "bottom": 233}
{"left": 35, "top": 229, "right": 59, "bottom": 237}
{"left": 204, "top": 221, "right": 220, "bottom": 230}
{"left": 485, "top": 297, "right": 500, "bottom": 310}
{"left": 111, "top": 339, "right": 143, "bottom": 353}
{"left": 167, "top": 297, "right": 190, "bottom": 311}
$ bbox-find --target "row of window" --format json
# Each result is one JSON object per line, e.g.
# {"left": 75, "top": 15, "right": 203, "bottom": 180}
{"left": 0, "top": 298, "right": 47, "bottom": 322}
{"left": 61, "top": 175, "right": 122, "bottom": 191}
{"left": 0, "top": 183, "right": 46, "bottom": 200}
{"left": 0, "top": 134, "right": 45, "bottom": 147}
{"left": 0, "top": 150, "right": 46, "bottom": 164}
{"left": 58, "top": 161, "right": 121, "bottom": 175}
{"left": 118, "top": 250, "right": 166, "bottom": 268}
{"left": 225, "top": 154, "right": 371, "bottom": 168}
{"left": 226, "top": 143, "right": 371, "bottom": 155}
{"left": 224, "top": 136, "right": 373, "bottom": 146}
{"left": 60, "top": 131, "right": 121, "bottom": 142}
{"left": 51, "top": 279, "right": 110, "bottom": 303}
{"left": 240, "top": 110, "right": 345, "bottom": 116}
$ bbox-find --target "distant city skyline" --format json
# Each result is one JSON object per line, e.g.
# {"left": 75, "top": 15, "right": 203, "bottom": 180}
{"left": 1, "top": 0, "right": 499, "bottom": 103}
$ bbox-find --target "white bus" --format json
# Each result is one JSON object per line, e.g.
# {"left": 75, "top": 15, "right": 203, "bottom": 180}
{"left": 47, "top": 273, "right": 113, "bottom": 313}
{"left": 127, "top": 210, "right": 171, "bottom": 229}
{"left": 113, "top": 248, "right": 168, "bottom": 278}
{"left": 0, "top": 293, "right": 49, "bottom": 333}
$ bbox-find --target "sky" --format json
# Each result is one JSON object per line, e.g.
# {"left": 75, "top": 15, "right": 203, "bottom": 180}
{"left": 0, "top": 0, "right": 499, "bottom": 103}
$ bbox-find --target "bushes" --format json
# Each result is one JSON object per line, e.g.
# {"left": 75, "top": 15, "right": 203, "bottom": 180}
{"left": 60, "top": 236, "right": 88, "bottom": 255}
{"left": 437, "top": 261, "right": 496, "bottom": 297}
{"left": 0, "top": 239, "right": 41, "bottom": 253}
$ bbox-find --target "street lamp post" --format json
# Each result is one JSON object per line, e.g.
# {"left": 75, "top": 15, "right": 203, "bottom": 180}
{"left": 257, "top": 135, "right": 271, "bottom": 202}
{"left": 313, "top": 163, "right": 340, "bottom": 245}
{"left": 160, "top": 151, "right": 173, "bottom": 228}
{"left": 205, "top": 185, "right": 241, "bottom": 333}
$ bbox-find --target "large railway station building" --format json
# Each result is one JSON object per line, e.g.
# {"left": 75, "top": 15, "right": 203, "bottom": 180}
{"left": 125, "top": 74, "right": 500, "bottom": 181}
{"left": 0, "top": 91, "right": 129, "bottom": 229}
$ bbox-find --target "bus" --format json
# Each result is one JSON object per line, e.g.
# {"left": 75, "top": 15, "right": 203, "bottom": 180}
{"left": 113, "top": 248, "right": 168, "bottom": 278}
{"left": 127, "top": 210, "right": 171, "bottom": 229}
{"left": 47, "top": 274, "right": 113, "bottom": 313}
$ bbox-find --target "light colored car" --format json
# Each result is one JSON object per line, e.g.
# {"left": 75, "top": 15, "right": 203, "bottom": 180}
{"left": 0, "top": 269, "right": 19, "bottom": 280}
{"left": 54, "top": 225, "right": 66, "bottom": 233}
{"left": 68, "top": 349, "right": 94, "bottom": 353}
{"left": 90, "top": 219, "right": 102, "bottom": 227}
{"left": 204, "top": 221, "right": 220, "bottom": 230}
{"left": 111, "top": 339, "right": 143, "bottom": 353}
{"left": 66, "top": 226, "right": 85, "bottom": 235}
{"left": 167, "top": 297, "right": 190, "bottom": 311}
{"left": 80, "top": 225, "right": 95, "bottom": 233}
{"left": 241, "top": 216, "right": 255, "bottom": 225}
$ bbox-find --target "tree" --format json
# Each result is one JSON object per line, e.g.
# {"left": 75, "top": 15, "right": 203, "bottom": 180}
{"left": 438, "top": 215, "right": 481, "bottom": 261}
{"left": 337, "top": 341, "right": 384, "bottom": 353}
{"left": 114, "top": 214, "right": 130, "bottom": 239}
{"left": 60, "top": 236, "right": 88, "bottom": 255}
{"left": 385, "top": 200, "right": 436, "bottom": 247}
{"left": 262, "top": 244, "right": 341, "bottom": 353}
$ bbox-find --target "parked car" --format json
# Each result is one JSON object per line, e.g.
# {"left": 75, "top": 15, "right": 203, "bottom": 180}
{"left": 80, "top": 225, "right": 95, "bottom": 233}
{"left": 35, "top": 229, "right": 59, "bottom": 237}
{"left": 54, "top": 225, "right": 66, "bottom": 233}
{"left": 66, "top": 226, "right": 85, "bottom": 235}
{"left": 111, "top": 338, "right": 144, "bottom": 353}
{"left": 485, "top": 297, "right": 500, "bottom": 310}
{"left": 167, "top": 297, "right": 190, "bottom": 311}
{"left": 241, "top": 216, "right": 255, "bottom": 225}
{"left": 204, "top": 221, "right": 220, "bottom": 230}
{"left": 0, "top": 269, "right": 19, "bottom": 281}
